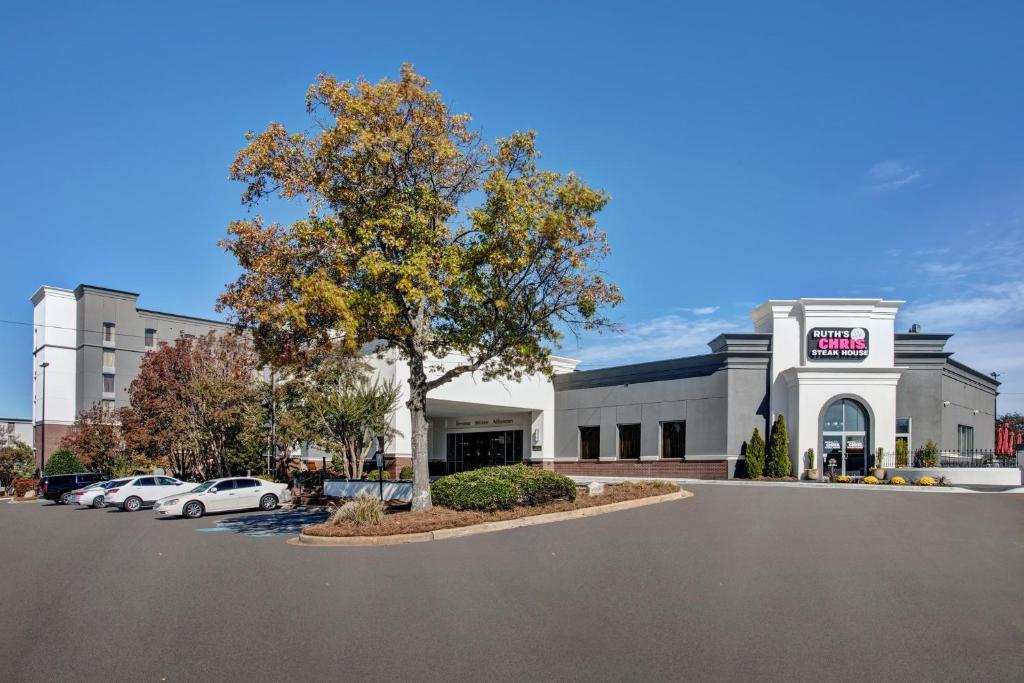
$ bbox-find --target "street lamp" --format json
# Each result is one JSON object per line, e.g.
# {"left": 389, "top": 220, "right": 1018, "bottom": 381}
{"left": 39, "top": 362, "right": 50, "bottom": 474}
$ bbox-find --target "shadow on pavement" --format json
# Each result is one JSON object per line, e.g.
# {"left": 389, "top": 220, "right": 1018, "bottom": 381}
{"left": 203, "top": 509, "right": 331, "bottom": 537}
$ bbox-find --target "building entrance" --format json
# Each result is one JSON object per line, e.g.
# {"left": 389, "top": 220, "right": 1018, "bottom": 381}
{"left": 446, "top": 430, "right": 524, "bottom": 473}
{"left": 821, "top": 398, "right": 870, "bottom": 477}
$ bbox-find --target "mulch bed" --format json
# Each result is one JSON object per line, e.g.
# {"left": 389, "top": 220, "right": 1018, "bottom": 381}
{"left": 304, "top": 481, "right": 681, "bottom": 537}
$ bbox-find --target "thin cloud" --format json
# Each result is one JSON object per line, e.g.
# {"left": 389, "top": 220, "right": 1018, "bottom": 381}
{"left": 691, "top": 306, "right": 719, "bottom": 315}
{"left": 866, "top": 160, "right": 922, "bottom": 191}
{"left": 568, "top": 313, "right": 742, "bottom": 367}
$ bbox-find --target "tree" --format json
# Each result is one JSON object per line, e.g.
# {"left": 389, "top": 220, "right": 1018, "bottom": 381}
{"left": 766, "top": 414, "right": 792, "bottom": 478}
{"left": 745, "top": 427, "right": 765, "bottom": 479}
{"left": 121, "top": 332, "right": 266, "bottom": 479}
{"left": 219, "top": 64, "right": 622, "bottom": 510}
{"left": 0, "top": 438, "right": 35, "bottom": 487}
{"left": 60, "top": 401, "right": 126, "bottom": 474}
{"left": 290, "top": 353, "right": 400, "bottom": 480}
{"left": 43, "top": 449, "right": 85, "bottom": 476}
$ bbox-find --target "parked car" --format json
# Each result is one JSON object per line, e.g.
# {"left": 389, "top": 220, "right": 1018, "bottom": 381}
{"left": 72, "top": 478, "right": 133, "bottom": 508}
{"left": 39, "top": 472, "right": 106, "bottom": 504}
{"left": 154, "top": 477, "right": 291, "bottom": 519}
{"left": 105, "top": 476, "right": 197, "bottom": 512}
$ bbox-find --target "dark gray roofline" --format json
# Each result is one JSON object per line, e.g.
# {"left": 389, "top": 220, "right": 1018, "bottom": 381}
{"left": 947, "top": 357, "right": 1000, "bottom": 386}
{"left": 0, "top": 417, "right": 31, "bottom": 423}
{"left": 74, "top": 284, "right": 140, "bottom": 298}
{"left": 554, "top": 353, "right": 727, "bottom": 390}
{"left": 137, "top": 308, "right": 234, "bottom": 327}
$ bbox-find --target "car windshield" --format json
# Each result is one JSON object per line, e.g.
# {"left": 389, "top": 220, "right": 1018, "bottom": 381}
{"left": 190, "top": 481, "right": 218, "bottom": 493}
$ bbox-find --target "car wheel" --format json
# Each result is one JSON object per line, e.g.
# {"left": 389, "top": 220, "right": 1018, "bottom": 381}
{"left": 182, "top": 501, "right": 204, "bottom": 519}
{"left": 124, "top": 496, "right": 143, "bottom": 512}
{"left": 258, "top": 494, "right": 278, "bottom": 511}
{"left": 93, "top": 495, "right": 105, "bottom": 509}
{"left": 59, "top": 491, "right": 72, "bottom": 505}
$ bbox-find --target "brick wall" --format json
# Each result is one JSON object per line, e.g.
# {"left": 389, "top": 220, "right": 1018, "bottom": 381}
{"left": 549, "top": 459, "right": 728, "bottom": 479}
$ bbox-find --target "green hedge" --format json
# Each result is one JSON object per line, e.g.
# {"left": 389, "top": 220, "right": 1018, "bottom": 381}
{"left": 366, "top": 469, "right": 390, "bottom": 481}
{"left": 430, "top": 464, "right": 576, "bottom": 512}
{"left": 43, "top": 449, "right": 85, "bottom": 476}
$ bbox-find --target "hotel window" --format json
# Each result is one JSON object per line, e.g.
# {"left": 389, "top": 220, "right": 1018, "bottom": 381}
{"left": 957, "top": 425, "right": 974, "bottom": 454}
{"left": 662, "top": 421, "right": 686, "bottom": 458}
{"left": 618, "top": 424, "right": 641, "bottom": 459}
{"left": 102, "top": 374, "right": 115, "bottom": 394}
{"left": 103, "top": 322, "right": 115, "bottom": 344}
{"left": 895, "top": 417, "right": 911, "bottom": 452}
{"left": 102, "top": 349, "right": 116, "bottom": 369}
{"left": 145, "top": 328, "right": 156, "bottom": 347}
{"left": 579, "top": 426, "right": 600, "bottom": 460}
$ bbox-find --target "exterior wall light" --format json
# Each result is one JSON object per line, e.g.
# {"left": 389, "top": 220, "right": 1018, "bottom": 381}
{"left": 943, "top": 401, "right": 951, "bottom": 407}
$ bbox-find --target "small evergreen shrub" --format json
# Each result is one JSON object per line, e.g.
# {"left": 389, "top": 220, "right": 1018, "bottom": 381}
{"left": 916, "top": 440, "right": 939, "bottom": 467}
{"left": 430, "top": 464, "right": 576, "bottom": 511}
{"left": 766, "top": 415, "right": 792, "bottom": 478}
{"left": 43, "top": 449, "right": 85, "bottom": 476}
{"left": 331, "top": 494, "right": 386, "bottom": 527}
{"left": 366, "top": 469, "right": 391, "bottom": 481}
{"left": 399, "top": 465, "right": 414, "bottom": 480}
{"left": 745, "top": 428, "right": 766, "bottom": 479}
{"left": 895, "top": 439, "right": 909, "bottom": 468}
{"left": 804, "top": 448, "right": 815, "bottom": 470}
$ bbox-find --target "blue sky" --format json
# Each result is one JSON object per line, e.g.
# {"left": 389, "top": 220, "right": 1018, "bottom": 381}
{"left": 1, "top": 1, "right": 1022, "bottom": 417}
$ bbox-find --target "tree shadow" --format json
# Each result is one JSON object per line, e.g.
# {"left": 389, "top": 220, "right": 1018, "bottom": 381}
{"left": 201, "top": 509, "right": 331, "bottom": 537}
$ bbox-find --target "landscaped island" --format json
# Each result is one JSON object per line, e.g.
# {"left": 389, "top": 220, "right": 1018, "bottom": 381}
{"left": 302, "top": 464, "right": 681, "bottom": 538}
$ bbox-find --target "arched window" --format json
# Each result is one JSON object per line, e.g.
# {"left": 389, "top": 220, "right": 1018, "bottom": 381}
{"left": 821, "top": 398, "right": 870, "bottom": 476}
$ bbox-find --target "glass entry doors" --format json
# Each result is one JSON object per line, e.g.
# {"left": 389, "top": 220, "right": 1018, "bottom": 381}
{"left": 821, "top": 399, "right": 869, "bottom": 477}
{"left": 446, "top": 430, "right": 524, "bottom": 474}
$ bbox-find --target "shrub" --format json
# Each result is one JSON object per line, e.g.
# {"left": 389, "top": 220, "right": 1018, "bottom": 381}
{"left": 430, "top": 464, "right": 576, "bottom": 511}
{"left": 890, "top": 476, "right": 906, "bottom": 485}
{"left": 804, "top": 448, "right": 815, "bottom": 470}
{"left": 916, "top": 440, "right": 938, "bottom": 468}
{"left": 399, "top": 465, "right": 414, "bottom": 480}
{"left": 766, "top": 415, "right": 792, "bottom": 478}
{"left": 835, "top": 475, "right": 851, "bottom": 483}
{"left": 916, "top": 476, "right": 936, "bottom": 487}
{"left": 330, "top": 494, "right": 386, "bottom": 527}
{"left": 863, "top": 475, "right": 879, "bottom": 485}
{"left": 13, "top": 478, "right": 38, "bottom": 496}
{"left": 43, "top": 449, "right": 85, "bottom": 476}
{"left": 366, "top": 469, "right": 391, "bottom": 481}
{"left": 895, "top": 439, "right": 909, "bottom": 468}
{"left": 745, "top": 428, "right": 766, "bottom": 479}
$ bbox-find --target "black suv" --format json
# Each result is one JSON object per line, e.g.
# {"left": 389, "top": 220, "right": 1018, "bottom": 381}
{"left": 39, "top": 473, "right": 105, "bottom": 504}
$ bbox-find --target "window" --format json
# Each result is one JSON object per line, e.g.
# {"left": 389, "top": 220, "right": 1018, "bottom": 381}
{"left": 957, "top": 425, "right": 974, "bottom": 454}
{"left": 579, "top": 426, "right": 600, "bottom": 460}
{"left": 103, "top": 322, "right": 115, "bottom": 343}
{"left": 145, "top": 328, "right": 156, "bottom": 347}
{"left": 662, "top": 421, "right": 686, "bottom": 458}
{"left": 102, "top": 349, "right": 116, "bottom": 369}
{"left": 214, "top": 479, "right": 236, "bottom": 491}
{"left": 896, "top": 417, "right": 911, "bottom": 452}
{"left": 618, "top": 424, "right": 641, "bottom": 459}
{"left": 102, "top": 374, "right": 115, "bottom": 394}
{"left": 235, "top": 479, "right": 257, "bottom": 489}
{"left": 135, "top": 477, "right": 156, "bottom": 487}
{"left": 157, "top": 477, "right": 178, "bottom": 486}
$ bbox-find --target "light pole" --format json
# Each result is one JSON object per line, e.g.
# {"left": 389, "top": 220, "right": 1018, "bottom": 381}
{"left": 991, "top": 371, "right": 1000, "bottom": 422}
{"left": 39, "top": 362, "right": 50, "bottom": 474}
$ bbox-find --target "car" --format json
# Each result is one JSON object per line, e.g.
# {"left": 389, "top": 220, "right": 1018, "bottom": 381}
{"left": 39, "top": 472, "right": 106, "bottom": 504}
{"left": 154, "top": 477, "right": 291, "bottom": 519}
{"left": 72, "top": 478, "right": 133, "bottom": 508}
{"left": 105, "top": 476, "right": 197, "bottom": 512}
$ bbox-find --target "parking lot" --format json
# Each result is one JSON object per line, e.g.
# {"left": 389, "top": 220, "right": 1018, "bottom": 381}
{"left": 2, "top": 484, "right": 1022, "bottom": 682}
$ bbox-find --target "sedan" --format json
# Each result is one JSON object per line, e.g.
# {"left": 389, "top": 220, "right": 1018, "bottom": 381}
{"left": 154, "top": 477, "right": 291, "bottom": 519}
{"left": 72, "top": 478, "right": 133, "bottom": 508}
{"left": 105, "top": 476, "right": 197, "bottom": 512}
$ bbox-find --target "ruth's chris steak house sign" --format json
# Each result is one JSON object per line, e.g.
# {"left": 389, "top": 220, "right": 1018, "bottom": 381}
{"left": 807, "top": 327, "right": 869, "bottom": 360}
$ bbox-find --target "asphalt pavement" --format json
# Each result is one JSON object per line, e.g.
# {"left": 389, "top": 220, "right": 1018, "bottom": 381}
{"left": 1, "top": 485, "right": 1021, "bottom": 682}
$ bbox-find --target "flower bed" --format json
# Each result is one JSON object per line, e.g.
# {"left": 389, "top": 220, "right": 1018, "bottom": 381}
{"left": 303, "top": 481, "right": 680, "bottom": 538}
{"left": 826, "top": 475, "right": 950, "bottom": 487}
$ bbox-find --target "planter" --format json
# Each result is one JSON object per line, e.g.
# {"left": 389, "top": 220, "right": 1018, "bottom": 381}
{"left": 804, "top": 468, "right": 819, "bottom": 481}
{"left": 871, "top": 468, "right": 885, "bottom": 479}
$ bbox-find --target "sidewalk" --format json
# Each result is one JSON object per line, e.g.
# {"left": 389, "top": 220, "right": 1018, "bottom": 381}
{"left": 567, "top": 475, "right": 1024, "bottom": 493}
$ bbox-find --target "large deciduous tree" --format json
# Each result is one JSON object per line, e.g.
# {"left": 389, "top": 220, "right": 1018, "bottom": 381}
{"left": 60, "top": 401, "right": 126, "bottom": 474}
{"left": 219, "top": 64, "right": 622, "bottom": 510}
{"left": 122, "top": 332, "right": 266, "bottom": 480}
{"left": 0, "top": 438, "right": 35, "bottom": 487}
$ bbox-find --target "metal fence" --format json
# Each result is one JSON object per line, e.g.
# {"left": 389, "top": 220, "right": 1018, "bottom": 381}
{"left": 874, "top": 449, "right": 1018, "bottom": 469}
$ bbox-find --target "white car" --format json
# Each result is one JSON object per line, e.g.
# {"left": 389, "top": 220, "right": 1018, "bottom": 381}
{"left": 105, "top": 476, "right": 197, "bottom": 512}
{"left": 72, "top": 478, "right": 132, "bottom": 508}
{"left": 154, "top": 477, "right": 291, "bottom": 519}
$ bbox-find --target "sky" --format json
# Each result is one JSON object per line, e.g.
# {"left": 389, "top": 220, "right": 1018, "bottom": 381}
{"left": 1, "top": 1, "right": 1022, "bottom": 418}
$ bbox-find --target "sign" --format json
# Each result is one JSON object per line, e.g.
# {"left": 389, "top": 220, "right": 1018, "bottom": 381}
{"left": 823, "top": 439, "right": 841, "bottom": 451}
{"left": 807, "top": 327, "right": 869, "bottom": 361}
{"left": 447, "top": 415, "right": 521, "bottom": 429}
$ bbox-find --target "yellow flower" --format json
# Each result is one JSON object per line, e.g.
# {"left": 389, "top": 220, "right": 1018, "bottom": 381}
{"left": 863, "top": 475, "right": 879, "bottom": 485}
{"left": 890, "top": 476, "right": 906, "bottom": 485}
{"left": 916, "top": 476, "right": 936, "bottom": 486}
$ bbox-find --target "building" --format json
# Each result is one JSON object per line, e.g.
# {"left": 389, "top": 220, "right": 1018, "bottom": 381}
{"left": 31, "top": 285, "right": 234, "bottom": 465}
{"left": 1, "top": 417, "right": 33, "bottom": 450}
{"left": 31, "top": 287, "right": 999, "bottom": 479}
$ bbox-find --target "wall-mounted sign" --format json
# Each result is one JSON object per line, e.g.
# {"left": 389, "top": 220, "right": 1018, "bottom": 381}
{"left": 807, "top": 327, "right": 869, "bottom": 361}
{"left": 447, "top": 415, "right": 522, "bottom": 429}
{"left": 823, "top": 439, "right": 841, "bottom": 451}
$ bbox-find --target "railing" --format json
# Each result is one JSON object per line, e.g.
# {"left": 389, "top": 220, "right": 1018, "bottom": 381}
{"left": 873, "top": 449, "right": 1018, "bottom": 470}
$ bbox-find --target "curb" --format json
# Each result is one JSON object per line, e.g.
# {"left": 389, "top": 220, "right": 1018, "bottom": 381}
{"left": 567, "top": 476, "right": 984, "bottom": 493}
{"left": 290, "top": 489, "right": 693, "bottom": 547}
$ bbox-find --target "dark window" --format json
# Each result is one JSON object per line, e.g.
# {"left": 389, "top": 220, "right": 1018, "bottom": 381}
{"left": 156, "top": 477, "right": 178, "bottom": 486}
{"left": 135, "top": 477, "right": 156, "bottom": 487}
{"left": 618, "top": 424, "right": 641, "bottom": 459}
{"left": 235, "top": 479, "right": 257, "bottom": 489}
{"left": 957, "top": 425, "right": 974, "bottom": 453}
{"left": 103, "top": 374, "right": 115, "bottom": 393}
{"left": 103, "top": 322, "right": 115, "bottom": 343}
{"left": 579, "top": 426, "right": 600, "bottom": 460}
{"left": 214, "top": 479, "right": 236, "bottom": 491}
{"left": 662, "top": 421, "right": 686, "bottom": 458}
{"left": 145, "top": 329, "right": 156, "bottom": 347}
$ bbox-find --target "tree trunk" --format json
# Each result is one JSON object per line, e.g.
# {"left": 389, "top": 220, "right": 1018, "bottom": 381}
{"left": 408, "top": 356, "right": 432, "bottom": 512}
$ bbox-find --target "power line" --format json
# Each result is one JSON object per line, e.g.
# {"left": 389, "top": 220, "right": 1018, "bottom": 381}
{"left": 0, "top": 317, "right": 235, "bottom": 341}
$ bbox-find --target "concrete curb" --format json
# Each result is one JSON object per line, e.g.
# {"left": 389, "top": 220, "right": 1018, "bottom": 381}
{"left": 567, "top": 476, "right": 986, "bottom": 493}
{"left": 290, "top": 489, "right": 693, "bottom": 547}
